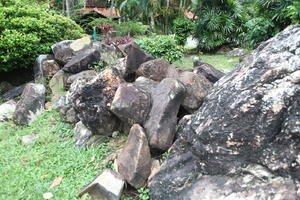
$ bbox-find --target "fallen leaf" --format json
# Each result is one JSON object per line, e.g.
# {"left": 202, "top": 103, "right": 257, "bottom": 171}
{"left": 49, "top": 176, "right": 62, "bottom": 189}
{"left": 43, "top": 192, "right": 53, "bottom": 199}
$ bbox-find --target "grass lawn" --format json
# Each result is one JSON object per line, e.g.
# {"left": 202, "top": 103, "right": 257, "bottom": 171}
{"left": 174, "top": 53, "right": 241, "bottom": 72}
{"left": 0, "top": 110, "right": 127, "bottom": 200}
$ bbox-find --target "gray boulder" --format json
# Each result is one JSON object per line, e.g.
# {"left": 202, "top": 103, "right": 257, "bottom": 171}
{"left": 0, "top": 100, "right": 17, "bottom": 122}
{"left": 149, "top": 25, "right": 300, "bottom": 200}
{"left": 179, "top": 71, "right": 213, "bottom": 112}
{"left": 62, "top": 48, "right": 100, "bottom": 74}
{"left": 137, "top": 58, "right": 178, "bottom": 82}
{"left": 134, "top": 76, "right": 158, "bottom": 95}
{"left": 71, "top": 68, "right": 123, "bottom": 135}
{"left": 66, "top": 70, "right": 97, "bottom": 89}
{"left": 117, "top": 124, "right": 152, "bottom": 189}
{"left": 123, "top": 42, "right": 154, "bottom": 81}
{"left": 110, "top": 83, "right": 151, "bottom": 129}
{"left": 227, "top": 48, "right": 247, "bottom": 57}
{"left": 144, "top": 78, "right": 186, "bottom": 151}
{"left": 22, "top": 135, "right": 39, "bottom": 145}
{"left": 13, "top": 83, "right": 45, "bottom": 125}
{"left": 78, "top": 169, "right": 125, "bottom": 200}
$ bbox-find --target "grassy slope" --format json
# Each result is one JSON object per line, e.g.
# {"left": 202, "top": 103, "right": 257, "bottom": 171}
{"left": 0, "top": 110, "right": 126, "bottom": 200}
{"left": 174, "top": 54, "right": 241, "bottom": 72}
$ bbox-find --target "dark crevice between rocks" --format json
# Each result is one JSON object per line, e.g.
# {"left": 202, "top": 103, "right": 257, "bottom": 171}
{"left": 0, "top": 68, "right": 33, "bottom": 86}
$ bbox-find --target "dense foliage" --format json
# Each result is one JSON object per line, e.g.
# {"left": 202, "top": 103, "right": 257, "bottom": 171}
{"left": 0, "top": 3, "right": 84, "bottom": 72}
{"left": 136, "top": 35, "right": 183, "bottom": 63}
{"left": 173, "top": 18, "right": 195, "bottom": 45}
{"left": 194, "top": 0, "right": 246, "bottom": 51}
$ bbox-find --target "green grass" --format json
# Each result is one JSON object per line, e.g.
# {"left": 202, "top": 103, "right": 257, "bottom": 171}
{"left": 0, "top": 110, "right": 122, "bottom": 200}
{"left": 174, "top": 53, "right": 241, "bottom": 72}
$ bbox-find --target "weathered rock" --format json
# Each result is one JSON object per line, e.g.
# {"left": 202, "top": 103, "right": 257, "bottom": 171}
{"left": 64, "top": 107, "right": 79, "bottom": 123}
{"left": 134, "top": 76, "right": 158, "bottom": 95}
{"left": 137, "top": 58, "right": 178, "bottom": 81}
{"left": 144, "top": 78, "right": 186, "bottom": 151}
{"left": 66, "top": 70, "right": 97, "bottom": 89}
{"left": 0, "top": 100, "right": 17, "bottom": 122}
{"left": 149, "top": 25, "right": 300, "bottom": 200}
{"left": 51, "top": 40, "right": 74, "bottom": 65}
{"left": 148, "top": 159, "right": 161, "bottom": 182}
{"left": 123, "top": 42, "right": 154, "bottom": 81}
{"left": 193, "top": 62, "right": 225, "bottom": 83}
{"left": 227, "top": 48, "right": 247, "bottom": 57}
{"left": 33, "top": 54, "right": 55, "bottom": 81}
{"left": 117, "top": 124, "right": 152, "bottom": 189}
{"left": 49, "top": 70, "right": 71, "bottom": 101}
{"left": 110, "top": 83, "right": 151, "bottom": 128}
{"left": 0, "top": 81, "right": 14, "bottom": 95}
{"left": 51, "top": 37, "right": 92, "bottom": 65}
{"left": 74, "top": 121, "right": 92, "bottom": 147}
{"left": 176, "top": 66, "right": 193, "bottom": 74}
{"left": 22, "top": 135, "right": 39, "bottom": 145}
{"left": 63, "top": 48, "right": 100, "bottom": 74}
{"left": 179, "top": 71, "right": 213, "bottom": 112}
{"left": 54, "top": 95, "right": 70, "bottom": 116}
{"left": 71, "top": 68, "right": 123, "bottom": 135}
{"left": 78, "top": 169, "right": 125, "bottom": 200}
{"left": 13, "top": 83, "right": 45, "bottom": 125}
{"left": 42, "top": 60, "right": 60, "bottom": 78}
{"left": 1, "top": 83, "right": 27, "bottom": 101}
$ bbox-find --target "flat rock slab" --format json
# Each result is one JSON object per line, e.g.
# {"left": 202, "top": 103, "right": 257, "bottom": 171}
{"left": 13, "top": 83, "right": 45, "bottom": 125}
{"left": 79, "top": 169, "right": 124, "bottom": 200}
{"left": 144, "top": 78, "right": 186, "bottom": 151}
{"left": 117, "top": 124, "right": 152, "bottom": 189}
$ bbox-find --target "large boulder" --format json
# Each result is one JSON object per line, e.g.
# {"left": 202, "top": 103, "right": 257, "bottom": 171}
{"left": 71, "top": 68, "right": 123, "bottom": 135}
{"left": 62, "top": 48, "right": 100, "bottom": 74}
{"left": 123, "top": 42, "right": 154, "bottom": 81}
{"left": 136, "top": 58, "right": 178, "bottom": 82}
{"left": 149, "top": 25, "right": 300, "bottom": 199}
{"left": 179, "top": 71, "right": 213, "bottom": 112}
{"left": 117, "top": 124, "right": 152, "bottom": 189}
{"left": 110, "top": 83, "right": 151, "bottom": 129}
{"left": 144, "top": 78, "right": 186, "bottom": 151}
{"left": 13, "top": 83, "right": 45, "bottom": 125}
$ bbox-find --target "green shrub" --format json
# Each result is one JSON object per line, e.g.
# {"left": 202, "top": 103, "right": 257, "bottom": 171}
{"left": 241, "top": 17, "right": 275, "bottom": 47}
{"left": 0, "top": 4, "right": 84, "bottom": 72}
{"left": 136, "top": 35, "right": 183, "bottom": 63}
{"left": 173, "top": 18, "right": 195, "bottom": 45}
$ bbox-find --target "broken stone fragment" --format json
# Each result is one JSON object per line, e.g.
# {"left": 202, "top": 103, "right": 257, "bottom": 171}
{"left": 117, "top": 124, "right": 152, "bottom": 189}
{"left": 144, "top": 78, "right": 186, "bottom": 151}
{"left": 78, "top": 169, "right": 124, "bottom": 200}
{"left": 13, "top": 83, "right": 45, "bottom": 125}
{"left": 110, "top": 83, "right": 151, "bottom": 129}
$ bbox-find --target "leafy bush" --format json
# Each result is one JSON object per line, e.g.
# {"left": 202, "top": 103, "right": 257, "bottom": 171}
{"left": 136, "top": 35, "right": 183, "bottom": 63}
{"left": 194, "top": 0, "right": 246, "bottom": 51}
{"left": 0, "top": 4, "right": 84, "bottom": 72}
{"left": 173, "top": 18, "right": 195, "bottom": 45}
{"left": 241, "top": 17, "right": 275, "bottom": 47}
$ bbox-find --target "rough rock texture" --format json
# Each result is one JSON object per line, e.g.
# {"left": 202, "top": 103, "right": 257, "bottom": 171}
{"left": 13, "top": 83, "right": 45, "bottom": 125}
{"left": 62, "top": 48, "right": 100, "bottom": 74}
{"left": 193, "top": 63, "right": 225, "bottom": 83}
{"left": 71, "top": 68, "right": 123, "bottom": 135}
{"left": 66, "top": 70, "right": 97, "bottom": 89}
{"left": 149, "top": 25, "right": 300, "bottom": 200}
{"left": 0, "top": 100, "right": 17, "bottom": 122}
{"left": 49, "top": 70, "right": 71, "bottom": 101}
{"left": 42, "top": 60, "right": 60, "bottom": 78}
{"left": 110, "top": 83, "right": 151, "bottom": 128}
{"left": 134, "top": 77, "right": 158, "bottom": 95}
{"left": 33, "top": 54, "right": 56, "bottom": 81}
{"left": 22, "top": 135, "right": 39, "bottom": 145}
{"left": 1, "top": 83, "right": 27, "bottom": 101}
{"left": 64, "top": 108, "right": 79, "bottom": 123}
{"left": 144, "top": 78, "right": 186, "bottom": 151}
{"left": 117, "top": 124, "right": 152, "bottom": 189}
{"left": 179, "top": 71, "right": 213, "bottom": 112}
{"left": 137, "top": 58, "right": 178, "bottom": 82}
{"left": 123, "top": 42, "right": 154, "bottom": 81}
{"left": 79, "top": 169, "right": 124, "bottom": 200}
{"left": 51, "top": 40, "right": 74, "bottom": 65}
{"left": 227, "top": 48, "right": 247, "bottom": 57}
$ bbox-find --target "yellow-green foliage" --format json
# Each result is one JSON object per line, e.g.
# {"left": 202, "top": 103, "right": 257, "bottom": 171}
{"left": 0, "top": 4, "right": 84, "bottom": 72}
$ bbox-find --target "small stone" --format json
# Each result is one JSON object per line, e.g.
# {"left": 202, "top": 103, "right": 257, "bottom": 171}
{"left": 22, "top": 135, "right": 39, "bottom": 145}
{"left": 43, "top": 192, "right": 54, "bottom": 199}
{"left": 112, "top": 131, "right": 120, "bottom": 139}
{"left": 74, "top": 121, "right": 92, "bottom": 147}
{"left": 78, "top": 169, "right": 124, "bottom": 200}
{"left": 44, "top": 102, "right": 52, "bottom": 111}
